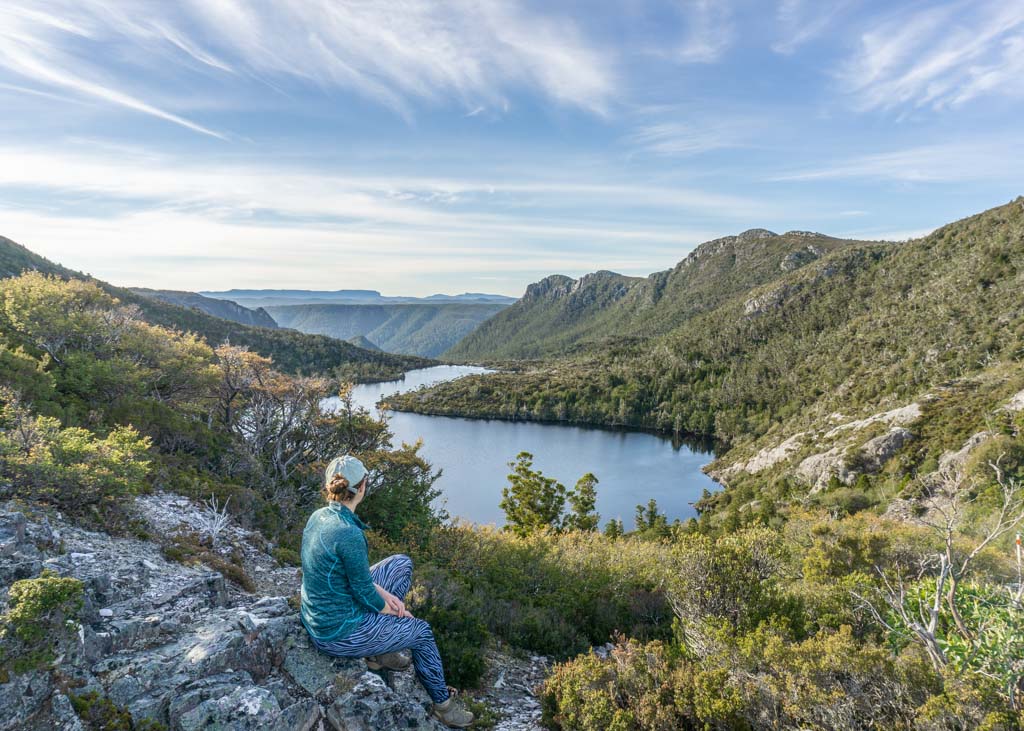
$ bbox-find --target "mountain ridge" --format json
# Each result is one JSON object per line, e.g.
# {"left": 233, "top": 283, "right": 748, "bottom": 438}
{"left": 130, "top": 288, "right": 279, "bottom": 329}
{"left": 267, "top": 302, "right": 508, "bottom": 358}
{"left": 0, "top": 236, "right": 430, "bottom": 381}
{"left": 446, "top": 228, "right": 875, "bottom": 360}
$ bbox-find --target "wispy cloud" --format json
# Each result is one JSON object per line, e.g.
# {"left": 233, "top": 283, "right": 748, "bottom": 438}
{"left": 771, "top": 140, "right": 1023, "bottom": 182}
{"left": 626, "top": 118, "right": 747, "bottom": 156}
{"left": 772, "top": 0, "right": 857, "bottom": 55}
{"left": 0, "top": 3, "right": 226, "bottom": 138}
{"left": 0, "top": 0, "right": 616, "bottom": 134}
{"left": 837, "top": 0, "right": 1024, "bottom": 111}
{"left": 674, "top": 0, "right": 734, "bottom": 63}
{"left": 0, "top": 142, "right": 766, "bottom": 291}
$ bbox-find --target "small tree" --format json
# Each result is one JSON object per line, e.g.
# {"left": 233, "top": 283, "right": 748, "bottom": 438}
{"left": 604, "top": 518, "right": 625, "bottom": 539}
{"left": 566, "top": 473, "right": 600, "bottom": 532}
{"left": 500, "top": 452, "right": 567, "bottom": 537}
{"left": 854, "top": 461, "right": 1024, "bottom": 709}
{"left": 634, "top": 498, "right": 669, "bottom": 537}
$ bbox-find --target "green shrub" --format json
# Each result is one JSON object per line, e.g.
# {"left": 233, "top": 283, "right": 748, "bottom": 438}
{"left": 0, "top": 569, "right": 83, "bottom": 675}
{"left": 161, "top": 532, "right": 255, "bottom": 592}
{"left": 0, "top": 391, "right": 151, "bottom": 523}
{"left": 272, "top": 546, "right": 301, "bottom": 566}
{"left": 71, "top": 691, "right": 169, "bottom": 731}
{"left": 407, "top": 566, "right": 489, "bottom": 687}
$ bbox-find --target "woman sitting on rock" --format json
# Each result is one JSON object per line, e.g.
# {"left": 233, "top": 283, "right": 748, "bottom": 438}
{"left": 299, "top": 454, "right": 474, "bottom": 728}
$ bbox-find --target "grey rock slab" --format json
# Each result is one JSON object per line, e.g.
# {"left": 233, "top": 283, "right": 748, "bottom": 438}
{"left": 325, "top": 672, "right": 442, "bottom": 731}
{"left": 177, "top": 684, "right": 282, "bottom": 731}
{"left": 282, "top": 635, "right": 363, "bottom": 701}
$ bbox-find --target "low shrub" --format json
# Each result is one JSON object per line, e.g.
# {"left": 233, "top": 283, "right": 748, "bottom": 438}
{"left": 0, "top": 570, "right": 83, "bottom": 676}
{"left": 71, "top": 691, "right": 168, "bottom": 731}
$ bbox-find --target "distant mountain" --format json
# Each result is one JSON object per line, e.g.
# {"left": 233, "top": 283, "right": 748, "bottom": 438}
{"left": 267, "top": 302, "right": 508, "bottom": 358}
{"left": 446, "top": 229, "right": 864, "bottom": 360}
{"left": 345, "top": 335, "right": 382, "bottom": 351}
{"left": 130, "top": 288, "right": 279, "bottom": 329}
{"left": 201, "top": 289, "right": 515, "bottom": 309}
{"left": 0, "top": 236, "right": 431, "bottom": 381}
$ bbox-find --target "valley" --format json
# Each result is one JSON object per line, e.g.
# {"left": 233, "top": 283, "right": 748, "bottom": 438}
{"left": 268, "top": 302, "right": 508, "bottom": 357}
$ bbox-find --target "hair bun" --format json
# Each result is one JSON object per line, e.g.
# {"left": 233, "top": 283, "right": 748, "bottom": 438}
{"left": 326, "top": 473, "right": 350, "bottom": 496}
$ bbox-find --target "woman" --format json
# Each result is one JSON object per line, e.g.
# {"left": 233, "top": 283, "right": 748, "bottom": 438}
{"left": 300, "top": 454, "right": 474, "bottom": 728}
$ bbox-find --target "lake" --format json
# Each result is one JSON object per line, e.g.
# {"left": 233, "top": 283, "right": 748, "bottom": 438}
{"left": 325, "top": 365, "right": 720, "bottom": 527}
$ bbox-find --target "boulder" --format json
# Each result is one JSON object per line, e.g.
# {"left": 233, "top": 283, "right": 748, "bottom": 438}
{"left": 325, "top": 672, "right": 441, "bottom": 731}
{"left": 799, "top": 427, "right": 914, "bottom": 493}
{"left": 859, "top": 427, "right": 914, "bottom": 472}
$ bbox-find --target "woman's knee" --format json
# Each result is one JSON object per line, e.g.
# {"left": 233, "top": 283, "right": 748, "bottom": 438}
{"left": 394, "top": 553, "right": 413, "bottom": 571}
{"left": 409, "top": 618, "right": 434, "bottom": 643}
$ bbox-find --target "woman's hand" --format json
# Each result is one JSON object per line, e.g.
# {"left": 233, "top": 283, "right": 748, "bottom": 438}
{"left": 376, "top": 584, "right": 413, "bottom": 618}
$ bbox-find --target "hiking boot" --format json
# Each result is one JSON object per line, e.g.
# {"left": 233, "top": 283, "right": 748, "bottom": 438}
{"left": 365, "top": 651, "right": 411, "bottom": 671}
{"left": 431, "top": 687, "right": 474, "bottom": 728}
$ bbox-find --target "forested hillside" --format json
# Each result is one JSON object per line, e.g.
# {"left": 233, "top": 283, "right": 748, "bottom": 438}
{"left": 130, "top": 288, "right": 279, "bottom": 329}
{"left": 393, "top": 199, "right": 1024, "bottom": 509}
{"left": 446, "top": 229, "right": 870, "bottom": 360}
{"left": 2, "top": 207, "right": 1022, "bottom": 728}
{"left": 0, "top": 236, "right": 430, "bottom": 381}
{"left": 268, "top": 302, "right": 508, "bottom": 357}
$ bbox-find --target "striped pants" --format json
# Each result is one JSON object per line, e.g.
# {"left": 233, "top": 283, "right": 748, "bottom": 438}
{"left": 310, "top": 553, "right": 449, "bottom": 704}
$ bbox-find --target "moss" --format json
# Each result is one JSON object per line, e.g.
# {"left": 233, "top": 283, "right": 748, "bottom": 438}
{"left": 70, "top": 691, "right": 168, "bottom": 731}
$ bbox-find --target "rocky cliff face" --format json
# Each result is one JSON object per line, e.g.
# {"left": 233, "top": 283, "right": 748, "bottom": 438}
{"left": 0, "top": 495, "right": 546, "bottom": 731}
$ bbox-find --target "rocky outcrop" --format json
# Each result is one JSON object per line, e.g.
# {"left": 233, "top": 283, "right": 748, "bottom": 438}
{"left": 797, "top": 426, "right": 915, "bottom": 493}
{"left": 779, "top": 245, "right": 824, "bottom": 272}
{"left": 0, "top": 499, "right": 461, "bottom": 731}
{"left": 1003, "top": 388, "right": 1024, "bottom": 413}
{"left": 743, "top": 285, "right": 792, "bottom": 316}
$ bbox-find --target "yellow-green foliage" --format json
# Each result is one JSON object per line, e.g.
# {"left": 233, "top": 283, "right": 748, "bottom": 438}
{"left": 70, "top": 691, "right": 168, "bottom": 731}
{"left": 542, "top": 629, "right": 946, "bottom": 731}
{"left": 0, "top": 391, "right": 151, "bottom": 520}
{"left": 0, "top": 569, "right": 83, "bottom": 675}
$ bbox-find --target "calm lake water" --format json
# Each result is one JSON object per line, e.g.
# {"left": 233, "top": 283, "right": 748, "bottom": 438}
{"left": 325, "top": 365, "right": 719, "bottom": 527}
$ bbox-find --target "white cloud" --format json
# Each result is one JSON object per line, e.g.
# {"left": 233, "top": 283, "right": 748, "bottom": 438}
{"left": 674, "top": 0, "right": 734, "bottom": 63}
{"left": 626, "top": 119, "right": 747, "bottom": 156}
{"left": 0, "top": 143, "right": 762, "bottom": 291}
{"left": 0, "top": 0, "right": 616, "bottom": 134}
{"left": 771, "top": 141, "right": 1023, "bottom": 183}
{"left": 838, "top": 0, "right": 1024, "bottom": 111}
{"left": 772, "top": 0, "right": 856, "bottom": 55}
{"left": 0, "top": 3, "right": 226, "bottom": 138}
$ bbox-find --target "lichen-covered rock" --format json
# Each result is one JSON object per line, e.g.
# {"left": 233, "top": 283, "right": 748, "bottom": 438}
{"left": 798, "top": 427, "right": 914, "bottom": 492}
{"left": 0, "top": 668, "right": 51, "bottom": 731}
{"left": 859, "top": 427, "right": 914, "bottom": 472}
{"left": 1003, "top": 388, "right": 1024, "bottom": 413}
{"left": 177, "top": 685, "right": 283, "bottom": 731}
{"left": 0, "top": 500, "right": 449, "bottom": 731}
{"left": 0, "top": 508, "right": 42, "bottom": 585}
{"left": 937, "top": 431, "right": 994, "bottom": 473}
{"left": 325, "top": 671, "right": 441, "bottom": 730}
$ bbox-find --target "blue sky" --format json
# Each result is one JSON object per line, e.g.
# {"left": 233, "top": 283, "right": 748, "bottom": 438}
{"left": 1, "top": 0, "right": 1021, "bottom": 296}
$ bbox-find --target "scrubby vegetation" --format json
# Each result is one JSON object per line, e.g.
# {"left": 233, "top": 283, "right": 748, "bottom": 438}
{"left": 0, "top": 272, "right": 441, "bottom": 549}
{"left": 3, "top": 200, "right": 1023, "bottom": 728}
{"left": 394, "top": 199, "right": 1024, "bottom": 449}
{"left": 0, "top": 570, "right": 83, "bottom": 676}
{"left": 0, "top": 236, "right": 431, "bottom": 382}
